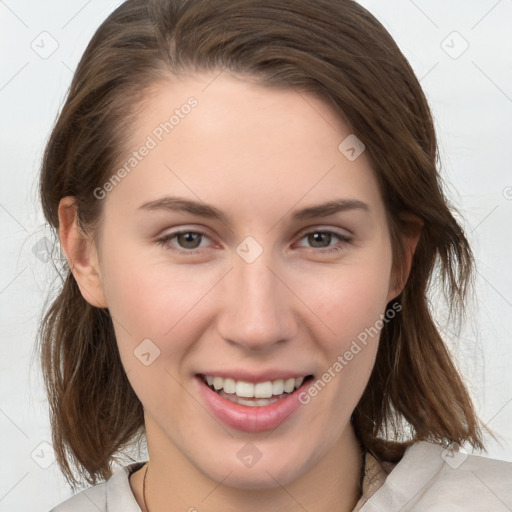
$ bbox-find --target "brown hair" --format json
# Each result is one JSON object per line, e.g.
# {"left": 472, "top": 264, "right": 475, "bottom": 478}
{"left": 37, "top": 0, "right": 490, "bottom": 490}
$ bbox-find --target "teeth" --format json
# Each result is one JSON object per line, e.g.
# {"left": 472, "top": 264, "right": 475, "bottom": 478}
{"left": 272, "top": 379, "right": 284, "bottom": 395}
{"left": 213, "top": 376, "right": 223, "bottom": 390}
{"left": 222, "top": 390, "right": 280, "bottom": 407}
{"left": 283, "top": 378, "right": 295, "bottom": 393}
{"left": 203, "top": 375, "right": 307, "bottom": 398}
{"left": 236, "top": 381, "right": 254, "bottom": 397}
{"left": 223, "top": 378, "right": 236, "bottom": 394}
{"left": 254, "top": 381, "right": 273, "bottom": 399}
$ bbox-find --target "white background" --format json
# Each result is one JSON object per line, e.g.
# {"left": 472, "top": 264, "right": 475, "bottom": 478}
{"left": 0, "top": 1, "right": 511, "bottom": 511}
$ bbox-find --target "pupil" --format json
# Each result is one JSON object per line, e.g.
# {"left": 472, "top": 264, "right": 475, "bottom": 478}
{"left": 309, "top": 232, "right": 330, "bottom": 248}
{"left": 179, "top": 232, "right": 201, "bottom": 248}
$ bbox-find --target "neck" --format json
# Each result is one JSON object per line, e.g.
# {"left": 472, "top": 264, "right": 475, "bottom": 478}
{"left": 131, "top": 420, "right": 363, "bottom": 512}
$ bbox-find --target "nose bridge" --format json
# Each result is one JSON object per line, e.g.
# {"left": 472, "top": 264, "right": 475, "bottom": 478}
{"left": 217, "top": 244, "right": 296, "bottom": 349}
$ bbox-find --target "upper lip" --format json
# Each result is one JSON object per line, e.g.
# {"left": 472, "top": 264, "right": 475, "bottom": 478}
{"left": 197, "top": 370, "right": 314, "bottom": 383}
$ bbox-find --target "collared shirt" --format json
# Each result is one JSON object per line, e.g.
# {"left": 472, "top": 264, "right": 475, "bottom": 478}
{"left": 49, "top": 441, "right": 512, "bottom": 511}
{"left": 353, "top": 449, "right": 397, "bottom": 511}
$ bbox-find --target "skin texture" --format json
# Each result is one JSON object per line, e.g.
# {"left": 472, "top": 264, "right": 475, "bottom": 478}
{"left": 58, "top": 71, "right": 420, "bottom": 511}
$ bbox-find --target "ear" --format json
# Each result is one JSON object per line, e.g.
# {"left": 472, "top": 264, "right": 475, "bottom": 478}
{"left": 386, "top": 213, "right": 423, "bottom": 302}
{"left": 58, "top": 196, "right": 107, "bottom": 308}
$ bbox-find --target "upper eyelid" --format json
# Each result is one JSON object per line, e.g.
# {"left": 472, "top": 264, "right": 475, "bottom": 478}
{"left": 295, "top": 225, "right": 352, "bottom": 239}
{"left": 160, "top": 222, "right": 352, "bottom": 236}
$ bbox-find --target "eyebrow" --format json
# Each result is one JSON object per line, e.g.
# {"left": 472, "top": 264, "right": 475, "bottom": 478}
{"left": 136, "top": 196, "right": 370, "bottom": 224}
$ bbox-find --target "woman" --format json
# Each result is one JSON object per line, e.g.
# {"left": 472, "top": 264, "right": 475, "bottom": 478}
{"left": 38, "top": 0, "right": 512, "bottom": 511}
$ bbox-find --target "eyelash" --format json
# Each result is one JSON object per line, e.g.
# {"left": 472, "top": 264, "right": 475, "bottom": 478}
{"left": 155, "top": 229, "right": 352, "bottom": 256}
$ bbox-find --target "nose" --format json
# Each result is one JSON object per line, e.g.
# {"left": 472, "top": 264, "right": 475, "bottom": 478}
{"left": 216, "top": 247, "right": 298, "bottom": 351}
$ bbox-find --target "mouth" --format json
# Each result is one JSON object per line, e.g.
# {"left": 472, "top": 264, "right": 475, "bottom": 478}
{"left": 198, "top": 373, "right": 314, "bottom": 407}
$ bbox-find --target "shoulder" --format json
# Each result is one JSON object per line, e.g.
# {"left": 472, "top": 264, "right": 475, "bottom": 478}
{"left": 49, "top": 462, "right": 145, "bottom": 512}
{"left": 362, "top": 441, "right": 512, "bottom": 511}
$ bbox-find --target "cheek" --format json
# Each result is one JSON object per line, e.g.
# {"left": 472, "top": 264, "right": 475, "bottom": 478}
{"left": 101, "top": 239, "right": 214, "bottom": 334}
{"left": 100, "top": 248, "right": 225, "bottom": 384}
{"left": 296, "top": 251, "right": 393, "bottom": 408}
{"left": 305, "top": 255, "right": 393, "bottom": 343}
{"left": 297, "top": 273, "right": 388, "bottom": 440}
{"left": 101, "top": 263, "right": 208, "bottom": 411}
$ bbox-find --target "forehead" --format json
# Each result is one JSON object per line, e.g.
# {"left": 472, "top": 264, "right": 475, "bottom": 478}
{"left": 102, "top": 71, "right": 385, "bottom": 225}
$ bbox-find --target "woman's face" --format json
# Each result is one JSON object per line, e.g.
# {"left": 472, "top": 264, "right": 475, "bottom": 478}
{"left": 84, "top": 72, "right": 401, "bottom": 488}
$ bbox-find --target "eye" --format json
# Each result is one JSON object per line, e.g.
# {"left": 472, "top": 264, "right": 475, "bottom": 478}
{"left": 156, "top": 228, "right": 352, "bottom": 256}
{"left": 295, "top": 230, "right": 352, "bottom": 254}
{"left": 156, "top": 230, "right": 212, "bottom": 254}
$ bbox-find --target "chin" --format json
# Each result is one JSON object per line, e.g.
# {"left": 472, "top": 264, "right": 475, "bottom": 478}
{"left": 214, "top": 462, "right": 306, "bottom": 490}
{"left": 191, "top": 440, "right": 318, "bottom": 490}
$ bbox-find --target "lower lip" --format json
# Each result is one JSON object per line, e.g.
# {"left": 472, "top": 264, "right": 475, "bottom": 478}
{"left": 195, "top": 376, "right": 309, "bottom": 433}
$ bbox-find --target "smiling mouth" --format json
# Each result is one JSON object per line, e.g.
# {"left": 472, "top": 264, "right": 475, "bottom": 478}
{"left": 198, "top": 374, "right": 314, "bottom": 407}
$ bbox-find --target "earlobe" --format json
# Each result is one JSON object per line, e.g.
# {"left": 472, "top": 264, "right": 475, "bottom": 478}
{"left": 58, "top": 196, "right": 107, "bottom": 308}
{"left": 386, "top": 213, "right": 423, "bottom": 302}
